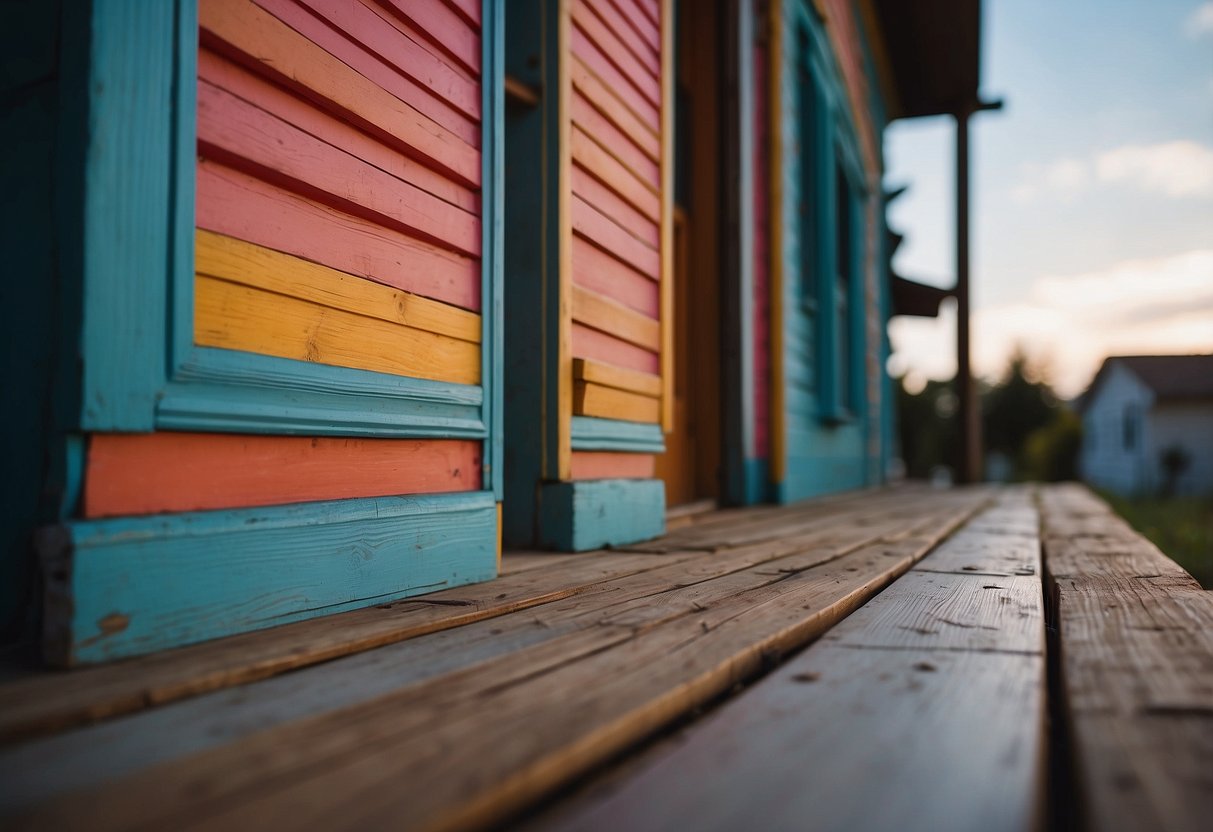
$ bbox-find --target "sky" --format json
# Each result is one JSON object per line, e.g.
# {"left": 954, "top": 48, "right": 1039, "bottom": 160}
{"left": 884, "top": 0, "right": 1213, "bottom": 399}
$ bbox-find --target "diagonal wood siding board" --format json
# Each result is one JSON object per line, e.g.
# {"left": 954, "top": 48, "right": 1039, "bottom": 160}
{"left": 199, "top": 0, "right": 480, "bottom": 188}
{"left": 197, "top": 161, "right": 481, "bottom": 311}
{"left": 572, "top": 287, "right": 660, "bottom": 352}
{"left": 197, "top": 49, "right": 478, "bottom": 215}
{"left": 570, "top": 90, "right": 660, "bottom": 185}
{"left": 569, "top": 21, "right": 660, "bottom": 129}
{"left": 195, "top": 230, "right": 481, "bottom": 343}
{"left": 571, "top": 127, "right": 660, "bottom": 220}
{"left": 195, "top": 276, "right": 480, "bottom": 384}
{"left": 254, "top": 0, "right": 479, "bottom": 146}
{"left": 571, "top": 323, "right": 660, "bottom": 375}
{"left": 375, "top": 0, "right": 481, "bottom": 77}
{"left": 571, "top": 194, "right": 660, "bottom": 278}
{"left": 582, "top": 0, "right": 660, "bottom": 73}
{"left": 571, "top": 0, "right": 661, "bottom": 107}
{"left": 572, "top": 236, "right": 660, "bottom": 317}
{"left": 570, "top": 163, "right": 659, "bottom": 249}
{"left": 570, "top": 57, "right": 660, "bottom": 162}
{"left": 606, "top": 0, "right": 661, "bottom": 54}
{"left": 197, "top": 79, "right": 481, "bottom": 257}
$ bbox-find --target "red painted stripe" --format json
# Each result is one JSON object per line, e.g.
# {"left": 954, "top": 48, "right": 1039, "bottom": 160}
{"left": 199, "top": 49, "right": 477, "bottom": 215}
{"left": 298, "top": 0, "right": 480, "bottom": 120}
{"left": 570, "top": 24, "right": 659, "bottom": 131}
{"left": 254, "top": 0, "right": 479, "bottom": 146}
{"left": 571, "top": 163, "right": 660, "bottom": 250}
{"left": 572, "top": 236, "right": 660, "bottom": 318}
{"left": 572, "top": 0, "right": 661, "bottom": 109}
{"left": 197, "top": 160, "right": 481, "bottom": 310}
{"left": 198, "top": 80, "right": 480, "bottom": 257}
{"left": 84, "top": 434, "right": 481, "bottom": 519}
{"left": 571, "top": 90, "right": 659, "bottom": 185}
{"left": 571, "top": 194, "right": 660, "bottom": 279}
{"left": 572, "top": 322, "right": 660, "bottom": 374}
{"left": 570, "top": 451, "right": 655, "bottom": 480}
{"left": 375, "top": 0, "right": 480, "bottom": 77}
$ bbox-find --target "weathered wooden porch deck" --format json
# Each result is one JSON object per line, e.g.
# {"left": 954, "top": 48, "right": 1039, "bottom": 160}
{"left": 1, "top": 485, "right": 1210, "bottom": 830}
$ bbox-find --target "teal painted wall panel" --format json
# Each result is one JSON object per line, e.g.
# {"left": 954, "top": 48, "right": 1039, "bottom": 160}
{"left": 571, "top": 417, "right": 666, "bottom": 453}
{"left": 538, "top": 480, "right": 666, "bottom": 552}
{"left": 45, "top": 492, "right": 499, "bottom": 665}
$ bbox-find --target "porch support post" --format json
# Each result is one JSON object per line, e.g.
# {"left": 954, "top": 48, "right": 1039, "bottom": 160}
{"left": 954, "top": 106, "right": 978, "bottom": 484}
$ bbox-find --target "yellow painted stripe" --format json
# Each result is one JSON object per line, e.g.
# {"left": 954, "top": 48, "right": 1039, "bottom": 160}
{"left": 573, "top": 358, "right": 661, "bottom": 398}
{"left": 195, "top": 275, "right": 480, "bottom": 384}
{"left": 574, "top": 380, "right": 661, "bottom": 423}
{"left": 195, "top": 230, "right": 481, "bottom": 344}
{"left": 572, "top": 285, "right": 661, "bottom": 352}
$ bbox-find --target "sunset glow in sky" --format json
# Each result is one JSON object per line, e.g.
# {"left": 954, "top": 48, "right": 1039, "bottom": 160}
{"left": 884, "top": 0, "right": 1213, "bottom": 399}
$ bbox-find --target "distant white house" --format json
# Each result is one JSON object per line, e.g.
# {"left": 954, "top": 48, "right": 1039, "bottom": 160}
{"left": 1078, "top": 354, "right": 1213, "bottom": 497}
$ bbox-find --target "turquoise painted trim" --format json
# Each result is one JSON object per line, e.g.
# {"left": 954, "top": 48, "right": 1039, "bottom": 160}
{"left": 79, "top": 0, "right": 177, "bottom": 429}
{"left": 538, "top": 480, "right": 666, "bottom": 551}
{"left": 744, "top": 458, "right": 770, "bottom": 505}
{"left": 76, "top": 0, "right": 504, "bottom": 443}
{"left": 44, "top": 491, "right": 498, "bottom": 665}
{"left": 482, "top": 0, "right": 505, "bottom": 498}
{"left": 571, "top": 417, "right": 666, "bottom": 453}
{"left": 158, "top": 349, "right": 485, "bottom": 437}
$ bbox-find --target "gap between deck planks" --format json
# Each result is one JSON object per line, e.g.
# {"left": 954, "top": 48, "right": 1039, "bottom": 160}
{"left": 1040, "top": 484, "right": 1213, "bottom": 832}
{"left": 2, "top": 488, "right": 993, "bottom": 827}
{"left": 0, "top": 487, "right": 975, "bottom": 744}
{"left": 525, "top": 491, "right": 1047, "bottom": 832}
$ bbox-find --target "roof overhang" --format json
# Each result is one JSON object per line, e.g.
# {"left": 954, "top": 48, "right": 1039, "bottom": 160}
{"left": 891, "top": 275, "right": 953, "bottom": 318}
{"left": 873, "top": 0, "right": 982, "bottom": 119}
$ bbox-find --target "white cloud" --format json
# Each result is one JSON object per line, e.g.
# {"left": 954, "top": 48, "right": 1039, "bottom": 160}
{"left": 1185, "top": 2, "right": 1213, "bottom": 37}
{"left": 1009, "top": 141, "right": 1213, "bottom": 203}
{"left": 1095, "top": 141, "right": 1213, "bottom": 198}
{"left": 890, "top": 250, "right": 1213, "bottom": 399}
{"left": 1010, "top": 158, "right": 1089, "bottom": 203}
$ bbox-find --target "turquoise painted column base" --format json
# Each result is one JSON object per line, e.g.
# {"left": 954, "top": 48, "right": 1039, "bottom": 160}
{"left": 538, "top": 479, "right": 666, "bottom": 552}
{"left": 39, "top": 491, "right": 499, "bottom": 665}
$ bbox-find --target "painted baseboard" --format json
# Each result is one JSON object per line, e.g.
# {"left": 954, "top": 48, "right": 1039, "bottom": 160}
{"left": 538, "top": 479, "right": 666, "bottom": 551}
{"left": 39, "top": 491, "right": 498, "bottom": 665}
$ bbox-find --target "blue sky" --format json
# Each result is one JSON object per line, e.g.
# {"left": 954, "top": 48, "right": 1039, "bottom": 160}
{"left": 885, "top": 0, "right": 1213, "bottom": 397}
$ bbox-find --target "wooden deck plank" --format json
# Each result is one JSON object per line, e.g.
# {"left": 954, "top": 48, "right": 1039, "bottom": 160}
{"left": 0, "top": 488, "right": 954, "bottom": 744}
{"left": 1041, "top": 484, "right": 1213, "bottom": 832}
{"left": 531, "top": 497, "right": 1047, "bottom": 832}
{"left": 9, "top": 530, "right": 973, "bottom": 829}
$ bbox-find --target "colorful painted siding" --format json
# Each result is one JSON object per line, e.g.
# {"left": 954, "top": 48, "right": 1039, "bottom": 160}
{"left": 567, "top": 0, "right": 668, "bottom": 427}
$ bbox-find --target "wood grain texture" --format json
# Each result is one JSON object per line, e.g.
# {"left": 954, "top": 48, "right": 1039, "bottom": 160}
{"left": 570, "top": 56, "right": 660, "bottom": 162}
{"left": 196, "top": 230, "right": 480, "bottom": 343}
{"left": 571, "top": 126, "right": 660, "bottom": 220}
{"left": 571, "top": 162, "right": 659, "bottom": 248}
{"left": 200, "top": 0, "right": 480, "bottom": 187}
{"left": 574, "top": 381, "right": 662, "bottom": 423}
{"left": 573, "top": 357, "right": 662, "bottom": 398}
{"left": 569, "top": 452, "right": 655, "bottom": 480}
{"left": 571, "top": 0, "right": 661, "bottom": 107}
{"left": 197, "top": 161, "right": 480, "bottom": 311}
{"left": 1041, "top": 484, "right": 1213, "bottom": 832}
{"left": 195, "top": 275, "right": 480, "bottom": 384}
{"left": 583, "top": 0, "right": 660, "bottom": 74}
{"left": 571, "top": 322, "right": 661, "bottom": 374}
{"left": 40, "top": 492, "right": 498, "bottom": 665}
{"left": 572, "top": 286, "right": 660, "bottom": 351}
{"left": 569, "top": 22, "right": 659, "bottom": 129}
{"left": 10, "top": 491, "right": 988, "bottom": 829}
{"left": 254, "top": 0, "right": 479, "bottom": 145}
{"left": 376, "top": 0, "right": 481, "bottom": 77}
{"left": 571, "top": 194, "right": 660, "bottom": 278}
{"left": 83, "top": 434, "right": 481, "bottom": 518}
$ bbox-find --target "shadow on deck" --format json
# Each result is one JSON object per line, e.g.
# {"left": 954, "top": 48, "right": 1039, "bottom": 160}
{"left": 1, "top": 484, "right": 1210, "bottom": 830}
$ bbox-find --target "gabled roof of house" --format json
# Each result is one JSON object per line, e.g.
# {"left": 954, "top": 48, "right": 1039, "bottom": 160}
{"left": 1078, "top": 354, "right": 1213, "bottom": 411}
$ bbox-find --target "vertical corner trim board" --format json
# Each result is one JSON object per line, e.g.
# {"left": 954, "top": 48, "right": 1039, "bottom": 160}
{"left": 83, "top": 434, "right": 482, "bottom": 519}
{"left": 44, "top": 491, "right": 499, "bottom": 665}
{"left": 539, "top": 479, "right": 665, "bottom": 551}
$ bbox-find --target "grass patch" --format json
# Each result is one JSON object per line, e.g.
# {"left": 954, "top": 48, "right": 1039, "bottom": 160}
{"left": 1100, "top": 491, "right": 1213, "bottom": 589}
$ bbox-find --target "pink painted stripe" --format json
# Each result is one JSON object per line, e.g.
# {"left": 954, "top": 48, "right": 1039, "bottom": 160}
{"left": 198, "top": 79, "right": 480, "bottom": 257}
{"left": 376, "top": 0, "right": 481, "bottom": 77}
{"left": 197, "top": 159, "right": 481, "bottom": 310}
{"left": 571, "top": 163, "right": 660, "bottom": 250}
{"left": 199, "top": 49, "right": 477, "bottom": 215}
{"left": 571, "top": 194, "right": 660, "bottom": 279}
{"left": 570, "top": 23, "right": 659, "bottom": 131}
{"left": 572, "top": 322, "right": 660, "bottom": 374}
{"left": 572, "top": 236, "right": 660, "bottom": 318}
{"left": 570, "top": 451, "right": 655, "bottom": 480}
